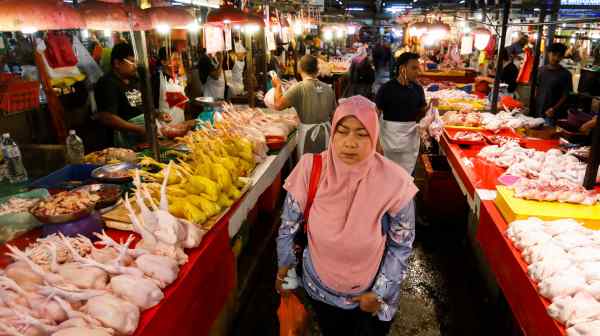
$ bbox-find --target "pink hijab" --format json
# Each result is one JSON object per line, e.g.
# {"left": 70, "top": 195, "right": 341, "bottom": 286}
{"left": 284, "top": 95, "right": 418, "bottom": 294}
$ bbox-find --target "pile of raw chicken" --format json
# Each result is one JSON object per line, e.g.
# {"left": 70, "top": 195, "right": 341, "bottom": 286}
{"left": 0, "top": 166, "right": 203, "bottom": 335}
{"left": 440, "top": 110, "right": 544, "bottom": 131}
{"left": 217, "top": 104, "right": 299, "bottom": 163}
{"left": 507, "top": 217, "right": 600, "bottom": 335}
{"left": 478, "top": 143, "right": 599, "bottom": 205}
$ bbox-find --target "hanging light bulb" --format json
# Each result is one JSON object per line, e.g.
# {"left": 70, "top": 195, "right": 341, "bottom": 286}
{"left": 186, "top": 22, "right": 200, "bottom": 32}
{"left": 323, "top": 29, "right": 333, "bottom": 41}
{"left": 103, "top": 29, "right": 112, "bottom": 38}
{"left": 81, "top": 29, "right": 90, "bottom": 39}
{"left": 293, "top": 21, "right": 303, "bottom": 35}
{"left": 156, "top": 24, "right": 170, "bottom": 35}
{"left": 21, "top": 26, "right": 37, "bottom": 34}
{"left": 347, "top": 25, "right": 356, "bottom": 35}
{"left": 473, "top": 27, "right": 491, "bottom": 50}
{"left": 336, "top": 27, "right": 345, "bottom": 38}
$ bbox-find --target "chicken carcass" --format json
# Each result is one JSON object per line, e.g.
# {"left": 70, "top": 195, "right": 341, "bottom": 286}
{"left": 567, "top": 320, "right": 600, "bottom": 336}
{"left": 82, "top": 294, "right": 139, "bottom": 335}
{"left": 53, "top": 327, "right": 113, "bottom": 336}
{"left": 47, "top": 242, "right": 108, "bottom": 290}
{"left": 134, "top": 254, "right": 179, "bottom": 288}
{"left": 109, "top": 274, "right": 163, "bottom": 310}
{"left": 528, "top": 256, "right": 572, "bottom": 282}
{"left": 548, "top": 292, "right": 600, "bottom": 327}
{"left": 4, "top": 261, "right": 43, "bottom": 292}
{"left": 539, "top": 270, "right": 587, "bottom": 300}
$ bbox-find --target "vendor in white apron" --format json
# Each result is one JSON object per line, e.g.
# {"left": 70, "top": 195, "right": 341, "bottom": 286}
{"left": 202, "top": 52, "right": 226, "bottom": 100}
{"left": 375, "top": 52, "right": 431, "bottom": 174}
{"left": 271, "top": 55, "right": 337, "bottom": 161}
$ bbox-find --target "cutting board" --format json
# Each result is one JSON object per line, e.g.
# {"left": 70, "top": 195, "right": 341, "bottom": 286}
{"left": 495, "top": 186, "right": 600, "bottom": 230}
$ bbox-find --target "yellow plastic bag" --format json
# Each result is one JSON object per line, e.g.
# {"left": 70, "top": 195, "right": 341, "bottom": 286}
{"left": 278, "top": 293, "right": 308, "bottom": 336}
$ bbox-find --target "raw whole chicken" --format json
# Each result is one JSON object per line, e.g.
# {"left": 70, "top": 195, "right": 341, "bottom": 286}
{"left": 4, "top": 261, "right": 43, "bottom": 291}
{"left": 539, "top": 270, "right": 587, "bottom": 300}
{"left": 82, "top": 294, "right": 139, "bottom": 335}
{"left": 53, "top": 327, "right": 113, "bottom": 336}
{"left": 528, "top": 256, "right": 572, "bottom": 282}
{"left": 109, "top": 274, "right": 164, "bottom": 310}
{"left": 548, "top": 292, "right": 600, "bottom": 327}
{"left": 522, "top": 241, "right": 567, "bottom": 264}
{"left": 134, "top": 254, "right": 179, "bottom": 288}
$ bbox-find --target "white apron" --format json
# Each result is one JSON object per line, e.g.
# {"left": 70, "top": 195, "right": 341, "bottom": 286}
{"left": 297, "top": 121, "right": 331, "bottom": 161}
{"left": 226, "top": 60, "right": 245, "bottom": 96}
{"left": 380, "top": 117, "right": 420, "bottom": 174}
{"left": 203, "top": 71, "right": 225, "bottom": 100}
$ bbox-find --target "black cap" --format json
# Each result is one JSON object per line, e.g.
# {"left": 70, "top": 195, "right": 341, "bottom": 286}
{"left": 111, "top": 42, "right": 135, "bottom": 65}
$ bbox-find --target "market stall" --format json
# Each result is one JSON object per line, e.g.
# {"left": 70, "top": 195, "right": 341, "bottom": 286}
{"left": 436, "top": 123, "right": 599, "bottom": 336}
{"left": 0, "top": 102, "right": 299, "bottom": 335}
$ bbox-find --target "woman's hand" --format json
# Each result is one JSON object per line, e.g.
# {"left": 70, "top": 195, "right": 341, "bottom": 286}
{"left": 351, "top": 292, "right": 382, "bottom": 314}
{"left": 580, "top": 117, "right": 597, "bottom": 135}
{"left": 275, "top": 266, "right": 291, "bottom": 297}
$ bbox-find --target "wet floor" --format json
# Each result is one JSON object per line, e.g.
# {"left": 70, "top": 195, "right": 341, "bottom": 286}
{"left": 232, "top": 205, "right": 522, "bottom": 336}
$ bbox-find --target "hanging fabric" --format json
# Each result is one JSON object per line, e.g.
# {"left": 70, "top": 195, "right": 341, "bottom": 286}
{"left": 44, "top": 32, "right": 78, "bottom": 68}
{"left": 460, "top": 35, "right": 473, "bottom": 55}
{"left": 517, "top": 47, "right": 534, "bottom": 84}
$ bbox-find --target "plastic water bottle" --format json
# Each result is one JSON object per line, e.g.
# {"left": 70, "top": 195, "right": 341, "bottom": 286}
{"left": 1, "top": 133, "right": 27, "bottom": 183}
{"left": 65, "top": 130, "right": 85, "bottom": 164}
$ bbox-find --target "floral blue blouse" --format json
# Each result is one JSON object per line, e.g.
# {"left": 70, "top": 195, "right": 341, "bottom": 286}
{"left": 276, "top": 193, "right": 416, "bottom": 321}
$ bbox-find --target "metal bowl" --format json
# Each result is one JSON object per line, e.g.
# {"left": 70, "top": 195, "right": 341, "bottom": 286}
{"left": 75, "top": 184, "right": 123, "bottom": 210}
{"left": 30, "top": 204, "right": 94, "bottom": 225}
{"left": 91, "top": 162, "right": 136, "bottom": 183}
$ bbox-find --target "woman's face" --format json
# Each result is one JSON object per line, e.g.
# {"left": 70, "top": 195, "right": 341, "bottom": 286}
{"left": 332, "top": 116, "right": 372, "bottom": 165}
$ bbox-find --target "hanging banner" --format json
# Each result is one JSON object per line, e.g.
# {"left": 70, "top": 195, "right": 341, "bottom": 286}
{"left": 204, "top": 25, "right": 224, "bottom": 54}
{"left": 224, "top": 27, "right": 232, "bottom": 51}
{"left": 461, "top": 35, "right": 473, "bottom": 55}
{"left": 266, "top": 30, "right": 277, "bottom": 51}
{"left": 281, "top": 27, "right": 290, "bottom": 44}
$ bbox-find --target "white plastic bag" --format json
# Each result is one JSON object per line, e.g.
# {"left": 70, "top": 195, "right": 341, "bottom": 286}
{"left": 159, "top": 72, "right": 188, "bottom": 124}
{"left": 264, "top": 88, "right": 276, "bottom": 109}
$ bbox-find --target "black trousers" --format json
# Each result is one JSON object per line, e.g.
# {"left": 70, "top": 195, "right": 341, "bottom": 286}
{"left": 307, "top": 296, "right": 393, "bottom": 336}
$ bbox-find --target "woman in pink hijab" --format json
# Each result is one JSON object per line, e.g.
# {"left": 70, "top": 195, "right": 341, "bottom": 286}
{"left": 276, "top": 95, "right": 418, "bottom": 335}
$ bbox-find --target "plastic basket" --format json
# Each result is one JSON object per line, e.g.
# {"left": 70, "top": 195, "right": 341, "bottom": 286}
{"left": 0, "top": 80, "right": 40, "bottom": 115}
{"left": 0, "top": 73, "right": 18, "bottom": 82}
{"left": 29, "top": 164, "right": 99, "bottom": 192}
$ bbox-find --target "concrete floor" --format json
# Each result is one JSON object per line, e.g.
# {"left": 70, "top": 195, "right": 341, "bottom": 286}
{"left": 232, "top": 208, "right": 522, "bottom": 336}
{"left": 232, "top": 69, "right": 522, "bottom": 336}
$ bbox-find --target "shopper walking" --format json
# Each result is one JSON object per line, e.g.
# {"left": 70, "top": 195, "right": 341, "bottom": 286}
{"left": 536, "top": 43, "right": 572, "bottom": 125}
{"left": 272, "top": 55, "right": 336, "bottom": 160}
{"left": 342, "top": 52, "right": 376, "bottom": 100}
{"left": 275, "top": 95, "right": 417, "bottom": 336}
{"left": 375, "top": 52, "right": 430, "bottom": 173}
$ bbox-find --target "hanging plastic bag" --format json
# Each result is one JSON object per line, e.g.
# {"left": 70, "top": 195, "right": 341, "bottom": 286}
{"left": 44, "top": 32, "right": 78, "bottom": 68}
{"left": 277, "top": 292, "right": 308, "bottom": 336}
{"left": 159, "top": 72, "right": 188, "bottom": 124}
{"left": 73, "top": 37, "right": 103, "bottom": 85}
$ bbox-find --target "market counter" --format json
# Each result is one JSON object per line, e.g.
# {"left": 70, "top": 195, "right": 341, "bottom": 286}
{"left": 438, "top": 129, "right": 566, "bottom": 336}
{"left": 477, "top": 200, "right": 564, "bottom": 336}
{"left": 419, "top": 69, "right": 477, "bottom": 84}
{"left": 0, "top": 134, "right": 299, "bottom": 336}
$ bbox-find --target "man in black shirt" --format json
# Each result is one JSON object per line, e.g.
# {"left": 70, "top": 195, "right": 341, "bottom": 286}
{"left": 376, "top": 52, "right": 431, "bottom": 173}
{"left": 94, "top": 43, "right": 147, "bottom": 147}
{"left": 536, "top": 43, "right": 572, "bottom": 125}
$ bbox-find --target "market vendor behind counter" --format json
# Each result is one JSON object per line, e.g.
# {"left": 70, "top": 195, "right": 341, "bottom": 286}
{"left": 94, "top": 43, "right": 191, "bottom": 148}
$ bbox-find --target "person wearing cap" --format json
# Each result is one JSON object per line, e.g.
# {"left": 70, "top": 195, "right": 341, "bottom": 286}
{"left": 536, "top": 43, "right": 572, "bottom": 125}
{"left": 272, "top": 55, "right": 337, "bottom": 160}
{"left": 94, "top": 43, "right": 177, "bottom": 148}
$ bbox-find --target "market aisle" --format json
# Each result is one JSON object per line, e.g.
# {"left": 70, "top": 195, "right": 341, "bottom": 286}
{"left": 232, "top": 206, "right": 517, "bottom": 336}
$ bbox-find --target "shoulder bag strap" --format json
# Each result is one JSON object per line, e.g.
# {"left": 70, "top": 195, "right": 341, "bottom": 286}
{"left": 303, "top": 153, "right": 322, "bottom": 233}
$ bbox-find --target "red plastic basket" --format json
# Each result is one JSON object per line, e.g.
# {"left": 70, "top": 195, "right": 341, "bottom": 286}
{"left": 0, "top": 80, "right": 40, "bottom": 115}
{"left": 0, "top": 73, "right": 18, "bottom": 82}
